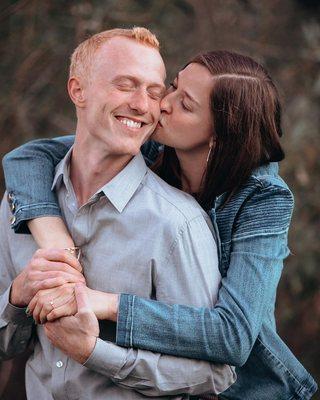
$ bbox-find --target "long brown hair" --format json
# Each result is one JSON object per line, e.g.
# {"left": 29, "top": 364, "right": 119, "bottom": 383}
{"left": 154, "top": 50, "right": 285, "bottom": 210}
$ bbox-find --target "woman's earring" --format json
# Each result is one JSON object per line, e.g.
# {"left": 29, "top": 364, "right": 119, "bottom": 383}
{"left": 206, "top": 139, "right": 214, "bottom": 163}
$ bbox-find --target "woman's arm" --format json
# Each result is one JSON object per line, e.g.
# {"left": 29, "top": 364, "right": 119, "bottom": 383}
{"left": 3, "top": 135, "right": 75, "bottom": 247}
{"left": 116, "top": 184, "right": 294, "bottom": 367}
{"left": 2, "top": 135, "right": 75, "bottom": 237}
{"left": 2, "top": 137, "right": 159, "bottom": 246}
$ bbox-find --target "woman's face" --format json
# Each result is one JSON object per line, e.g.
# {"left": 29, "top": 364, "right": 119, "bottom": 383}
{"left": 152, "top": 63, "right": 214, "bottom": 152}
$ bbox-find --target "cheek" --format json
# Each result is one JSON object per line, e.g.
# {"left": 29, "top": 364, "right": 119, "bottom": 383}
{"left": 150, "top": 101, "right": 161, "bottom": 121}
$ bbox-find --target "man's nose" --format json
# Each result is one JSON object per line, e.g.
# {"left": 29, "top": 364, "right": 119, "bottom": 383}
{"left": 129, "top": 89, "right": 149, "bottom": 114}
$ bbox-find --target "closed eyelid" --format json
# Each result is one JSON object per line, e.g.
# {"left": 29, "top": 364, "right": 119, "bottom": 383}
{"left": 148, "top": 87, "right": 165, "bottom": 98}
{"left": 173, "top": 75, "right": 199, "bottom": 107}
{"left": 112, "top": 76, "right": 136, "bottom": 86}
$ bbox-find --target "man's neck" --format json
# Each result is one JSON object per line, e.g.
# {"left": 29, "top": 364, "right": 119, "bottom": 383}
{"left": 175, "top": 148, "right": 207, "bottom": 194}
{"left": 70, "top": 134, "right": 133, "bottom": 207}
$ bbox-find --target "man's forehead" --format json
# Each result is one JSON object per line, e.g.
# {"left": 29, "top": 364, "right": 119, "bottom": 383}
{"left": 94, "top": 37, "right": 166, "bottom": 84}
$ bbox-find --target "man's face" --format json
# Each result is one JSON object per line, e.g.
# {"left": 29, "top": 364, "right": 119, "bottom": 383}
{"left": 77, "top": 36, "right": 166, "bottom": 156}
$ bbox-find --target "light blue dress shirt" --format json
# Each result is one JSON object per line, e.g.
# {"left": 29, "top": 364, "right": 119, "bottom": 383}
{"left": 0, "top": 148, "right": 235, "bottom": 399}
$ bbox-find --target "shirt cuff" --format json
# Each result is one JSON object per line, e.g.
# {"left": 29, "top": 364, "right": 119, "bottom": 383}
{"left": 83, "top": 338, "right": 127, "bottom": 377}
{"left": 116, "top": 293, "right": 135, "bottom": 347}
{"left": 0, "top": 286, "right": 33, "bottom": 326}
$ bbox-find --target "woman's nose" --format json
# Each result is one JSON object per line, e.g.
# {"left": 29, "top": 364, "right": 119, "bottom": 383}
{"left": 160, "top": 93, "right": 172, "bottom": 113}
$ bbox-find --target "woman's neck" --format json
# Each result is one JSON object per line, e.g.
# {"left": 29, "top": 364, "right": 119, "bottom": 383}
{"left": 175, "top": 149, "right": 207, "bottom": 194}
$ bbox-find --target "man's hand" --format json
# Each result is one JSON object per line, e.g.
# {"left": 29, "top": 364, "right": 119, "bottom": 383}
{"left": 10, "top": 248, "right": 85, "bottom": 307}
{"left": 44, "top": 284, "right": 99, "bottom": 364}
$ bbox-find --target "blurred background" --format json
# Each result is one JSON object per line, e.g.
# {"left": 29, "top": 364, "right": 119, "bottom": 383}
{"left": 0, "top": 0, "right": 319, "bottom": 398}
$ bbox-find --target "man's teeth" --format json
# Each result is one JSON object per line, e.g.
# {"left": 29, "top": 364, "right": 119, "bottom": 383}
{"left": 118, "top": 118, "right": 142, "bottom": 129}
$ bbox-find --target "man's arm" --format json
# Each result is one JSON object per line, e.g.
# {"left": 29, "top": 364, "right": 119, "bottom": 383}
{"left": 0, "top": 197, "right": 34, "bottom": 359}
{"left": 46, "top": 214, "right": 236, "bottom": 396}
{"left": 0, "top": 195, "right": 85, "bottom": 359}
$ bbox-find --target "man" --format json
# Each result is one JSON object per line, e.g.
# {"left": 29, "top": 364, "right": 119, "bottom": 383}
{"left": 0, "top": 28, "right": 235, "bottom": 399}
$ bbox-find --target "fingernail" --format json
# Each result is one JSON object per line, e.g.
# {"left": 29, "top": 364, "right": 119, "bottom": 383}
{"left": 25, "top": 307, "right": 32, "bottom": 317}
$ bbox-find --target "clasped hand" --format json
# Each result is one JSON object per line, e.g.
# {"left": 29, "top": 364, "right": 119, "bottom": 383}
{"left": 10, "top": 248, "right": 118, "bottom": 362}
{"left": 10, "top": 248, "right": 85, "bottom": 310}
{"left": 10, "top": 248, "right": 101, "bottom": 363}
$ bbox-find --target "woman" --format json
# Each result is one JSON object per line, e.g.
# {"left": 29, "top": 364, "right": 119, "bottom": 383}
{"left": 3, "top": 51, "right": 317, "bottom": 399}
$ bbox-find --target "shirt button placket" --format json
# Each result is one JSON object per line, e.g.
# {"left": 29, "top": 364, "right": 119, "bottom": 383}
{"left": 51, "top": 348, "right": 68, "bottom": 400}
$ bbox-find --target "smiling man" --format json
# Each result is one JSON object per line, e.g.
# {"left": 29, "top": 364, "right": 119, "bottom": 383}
{"left": 0, "top": 28, "right": 235, "bottom": 399}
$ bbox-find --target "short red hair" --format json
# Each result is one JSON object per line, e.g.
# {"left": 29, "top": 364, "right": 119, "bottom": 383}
{"left": 69, "top": 27, "right": 160, "bottom": 80}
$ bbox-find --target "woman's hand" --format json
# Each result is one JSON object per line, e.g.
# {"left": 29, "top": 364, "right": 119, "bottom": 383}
{"left": 28, "top": 285, "right": 119, "bottom": 323}
{"left": 10, "top": 248, "right": 85, "bottom": 307}
{"left": 28, "top": 282, "right": 78, "bottom": 324}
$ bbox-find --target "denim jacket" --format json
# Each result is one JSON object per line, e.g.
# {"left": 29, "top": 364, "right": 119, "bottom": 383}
{"left": 2, "top": 136, "right": 318, "bottom": 400}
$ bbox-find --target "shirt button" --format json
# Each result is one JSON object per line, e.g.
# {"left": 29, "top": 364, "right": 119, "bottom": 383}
{"left": 56, "top": 360, "right": 63, "bottom": 368}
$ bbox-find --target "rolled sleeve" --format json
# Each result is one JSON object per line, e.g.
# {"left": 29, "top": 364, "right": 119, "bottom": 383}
{"left": 116, "top": 294, "right": 134, "bottom": 347}
{"left": 2, "top": 135, "right": 74, "bottom": 233}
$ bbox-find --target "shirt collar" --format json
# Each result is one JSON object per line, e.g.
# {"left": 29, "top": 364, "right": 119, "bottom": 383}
{"left": 51, "top": 148, "right": 148, "bottom": 213}
{"left": 51, "top": 146, "right": 73, "bottom": 191}
{"left": 99, "top": 152, "right": 147, "bottom": 213}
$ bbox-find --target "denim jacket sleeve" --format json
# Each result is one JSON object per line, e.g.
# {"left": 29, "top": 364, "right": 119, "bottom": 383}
{"left": 2, "top": 135, "right": 75, "bottom": 233}
{"left": 117, "top": 183, "right": 294, "bottom": 367}
{"left": 2, "top": 137, "right": 159, "bottom": 234}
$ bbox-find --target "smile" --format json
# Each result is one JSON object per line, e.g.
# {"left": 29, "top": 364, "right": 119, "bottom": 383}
{"left": 117, "top": 117, "right": 143, "bottom": 129}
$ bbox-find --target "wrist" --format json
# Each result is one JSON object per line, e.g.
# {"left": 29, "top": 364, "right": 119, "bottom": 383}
{"left": 77, "top": 335, "right": 97, "bottom": 365}
{"left": 88, "top": 289, "right": 119, "bottom": 321}
{"left": 10, "top": 277, "right": 26, "bottom": 307}
{"left": 106, "top": 293, "right": 119, "bottom": 322}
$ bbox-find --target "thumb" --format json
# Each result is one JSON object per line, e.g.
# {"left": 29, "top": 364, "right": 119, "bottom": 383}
{"left": 75, "top": 284, "right": 91, "bottom": 313}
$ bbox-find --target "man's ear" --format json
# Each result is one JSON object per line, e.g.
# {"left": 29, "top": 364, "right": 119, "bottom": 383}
{"left": 68, "top": 77, "right": 86, "bottom": 107}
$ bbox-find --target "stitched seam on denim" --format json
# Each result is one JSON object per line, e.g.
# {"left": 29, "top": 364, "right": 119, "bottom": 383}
{"left": 15, "top": 203, "right": 60, "bottom": 213}
{"left": 295, "top": 381, "right": 317, "bottom": 398}
{"left": 232, "top": 228, "right": 289, "bottom": 241}
{"left": 124, "top": 294, "right": 131, "bottom": 347}
{"left": 117, "top": 294, "right": 129, "bottom": 347}
{"left": 251, "top": 174, "right": 289, "bottom": 190}
{"left": 129, "top": 295, "right": 135, "bottom": 347}
{"left": 256, "top": 337, "right": 314, "bottom": 394}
